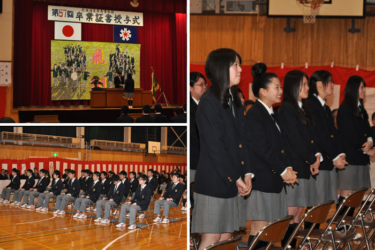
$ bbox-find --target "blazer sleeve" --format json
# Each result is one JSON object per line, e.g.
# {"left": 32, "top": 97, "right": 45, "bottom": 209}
{"left": 136, "top": 188, "right": 152, "bottom": 208}
{"left": 13, "top": 177, "right": 21, "bottom": 190}
{"left": 196, "top": 98, "right": 240, "bottom": 184}
{"left": 337, "top": 105, "right": 364, "bottom": 148}
{"left": 173, "top": 185, "right": 185, "bottom": 204}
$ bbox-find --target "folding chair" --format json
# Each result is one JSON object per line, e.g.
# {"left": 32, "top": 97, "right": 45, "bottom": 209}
{"left": 236, "top": 215, "right": 294, "bottom": 250}
{"left": 65, "top": 199, "right": 77, "bottom": 214}
{"left": 204, "top": 235, "right": 243, "bottom": 250}
{"left": 48, "top": 197, "right": 57, "bottom": 211}
{"left": 136, "top": 196, "right": 156, "bottom": 229}
{"left": 169, "top": 196, "right": 183, "bottom": 223}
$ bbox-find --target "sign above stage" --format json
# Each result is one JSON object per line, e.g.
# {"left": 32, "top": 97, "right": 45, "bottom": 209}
{"left": 48, "top": 5, "right": 144, "bottom": 27}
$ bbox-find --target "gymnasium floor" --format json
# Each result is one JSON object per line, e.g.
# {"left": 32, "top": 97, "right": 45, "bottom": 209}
{"left": 0, "top": 196, "right": 187, "bottom": 250}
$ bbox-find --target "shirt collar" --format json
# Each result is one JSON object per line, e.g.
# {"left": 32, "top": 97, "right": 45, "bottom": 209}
{"left": 141, "top": 184, "right": 146, "bottom": 189}
{"left": 55, "top": 178, "right": 59, "bottom": 181}
{"left": 257, "top": 99, "right": 274, "bottom": 115}
{"left": 358, "top": 101, "right": 361, "bottom": 107}
{"left": 298, "top": 101, "right": 303, "bottom": 108}
{"left": 314, "top": 94, "right": 326, "bottom": 107}
{"left": 93, "top": 180, "right": 98, "bottom": 185}
{"left": 156, "top": 112, "right": 161, "bottom": 114}
{"left": 192, "top": 96, "right": 199, "bottom": 105}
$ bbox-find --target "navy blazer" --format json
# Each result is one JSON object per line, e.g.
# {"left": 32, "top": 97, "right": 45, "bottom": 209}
{"left": 51, "top": 179, "right": 63, "bottom": 196}
{"left": 306, "top": 95, "right": 344, "bottom": 171}
{"left": 153, "top": 114, "right": 168, "bottom": 123}
{"left": 82, "top": 177, "right": 93, "bottom": 192}
{"left": 190, "top": 96, "right": 200, "bottom": 171}
{"left": 131, "top": 185, "right": 152, "bottom": 210}
{"left": 21, "top": 177, "right": 35, "bottom": 190}
{"left": 129, "top": 179, "right": 139, "bottom": 194}
{"left": 279, "top": 101, "right": 320, "bottom": 179}
{"left": 162, "top": 182, "right": 185, "bottom": 205}
{"left": 107, "top": 183, "right": 125, "bottom": 205}
{"left": 147, "top": 178, "right": 158, "bottom": 192}
{"left": 195, "top": 89, "right": 253, "bottom": 198}
{"left": 121, "top": 179, "right": 131, "bottom": 198}
{"left": 337, "top": 100, "right": 372, "bottom": 165}
{"left": 245, "top": 100, "right": 292, "bottom": 193}
{"left": 86, "top": 181, "right": 103, "bottom": 203}
{"left": 100, "top": 179, "right": 111, "bottom": 195}
{"left": 35, "top": 177, "right": 50, "bottom": 193}
{"left": 66, "top": 178, "right": 81, "bottom": 198}
{"left": 6, "top": 176, "right": 20, "bottom": 190}
{"left": 116, "top": 115, "right": 134, "bottom": 123}
{"left": 136, "top": 115, "right": 155, "bottom": 123}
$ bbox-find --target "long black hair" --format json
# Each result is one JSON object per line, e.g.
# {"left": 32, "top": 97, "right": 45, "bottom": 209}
{"left": 190, "top": 72, "right": 207, "bottom": 87}
{"left": 205, "top": 48, "right": 242, "bottom": 108}
{"left": 251, "top": 63, "right": 278, "bottom": 98}
{"left": 282, "top": 70, "right": 314, "bottom": 126}
{"left": 309, "top": 70, "right": 332, "bottom": 97}
{"left": 343, "top": 75, "right": 367, "bottom": 119}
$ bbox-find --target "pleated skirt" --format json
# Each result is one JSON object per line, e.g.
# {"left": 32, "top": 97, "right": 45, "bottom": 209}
{"left": 286, "top": 177, "right": 318, "bottom": 207}
{"left": 314, "top": 170, "right": 338, "bottom": 204}
{"left": 338, "top": 164, "right": 371, "bottom": 190}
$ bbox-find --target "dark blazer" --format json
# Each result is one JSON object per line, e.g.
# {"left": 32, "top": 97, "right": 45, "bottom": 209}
{"left": 131, "top": 185, "right": 152, "bottom": 210}
{"left": 337, "top": 100, "right": 372, "bottom": 165}
{"left": 153, "top": 114, "right": 168, "bottom": 123}
{"left": 170, "top": 114, "right": 186, "bottom": 123}
{"left": 20, "top": 174, "right": 27, "bottom": 180}
{"left": 86, "top": 181, "right": 103, "bottom": 203}
{"left": 162, "top": 182, "right": 185, "bottom": 205}
{"left": 79, "top": 176, "right": 85, "bottom": 187}
{"left": 0, "top": 174, "right": 8, "bottom": 180}
{"left": 66, "top": 178, "right": 81, "bottom": 198}
{"left": 6, "top": 175, "right": 20, "bottom": 190}
{"left": 21, "top": 177, "right": 35, "bottom": 190}
{"left": 306, "top": 95, "right": 344, "bottom": 171}
{"left": 100, "top": 179, "right": 111, "bottom": 195}
{"left": 190, "top": 96, "right": 200, "bottom": 171}
{"left": 372, "top": 126, "right": 375, "bottom": 139}
{"left": 245, "top": 100, "right": 292, "bottom": 193}
{"left": 194, "top": 89, "right": 253, "bottom": 198}
{"left": 124, "top": 78, "right": 134, "bottom": 92}
{"left": 147, "top": 177, "right": 158, "bottom": 192}
{"left": 35, "top": 177, "right": 50, "bottom": 193}
{"left": 33, "top": 173, "right": 40, "bottom": 179}
{"left": 82, "top": 177, "right": 93, "bottom": 192}
{"left": 121, "top": 179, "right": 131, "bottom": 197}
{"left": 107, "top": 183, "right": 125, "bottom": 205}
{"left": 136, "top": 115, "right": 155, "bottom": 123}
{"left": 129, "top": 178, "right": 139, "bottom": 194}
{"left": 114, "top": 76, "right": 124, "bottom": 88}
{"left": 116, "top": 115, "right": 134, "bottom": 123}
{"left": 51, "top": 179, "right": 63, "bottom": 196}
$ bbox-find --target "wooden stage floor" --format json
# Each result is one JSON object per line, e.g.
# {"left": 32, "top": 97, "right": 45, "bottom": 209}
{"left": 0, "top": 199, "right": 187, "bottom": 249}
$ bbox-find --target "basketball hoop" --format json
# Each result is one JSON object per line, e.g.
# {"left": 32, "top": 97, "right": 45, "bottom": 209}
{"left": 297, "top": 0, "right": 324, "bottom": 24}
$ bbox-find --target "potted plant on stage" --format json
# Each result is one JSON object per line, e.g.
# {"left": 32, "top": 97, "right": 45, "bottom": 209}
{"left": 91, "top": 76, "right": 104, "bottom": 90}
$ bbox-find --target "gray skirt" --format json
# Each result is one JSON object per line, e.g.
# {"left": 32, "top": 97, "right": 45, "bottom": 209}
{"left": 124, "top": 92, "right": 134, "bottom": 98}
{"left": 338, "top": 164, "right": 371, "bottom": 190}
{"left": 247, "top": 190, "right": 288, "bottom": 222}
{"left": 192, "top": 192, "right": 239, "bottom": 234}
{"left": 286, "top": 177, "right": 318, "bottom": 207}
{"left": 314, "top": 170, "right": 338, "bottom": 204}
{"left": 237, "top": 195, "right": 247, "bottom": 228}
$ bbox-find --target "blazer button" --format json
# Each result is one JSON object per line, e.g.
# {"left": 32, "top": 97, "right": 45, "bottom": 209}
{"left": 239, "top": 144, "right": 242, "bottom": 148}
{"left": 306, "top": 161, "right": 309, "bottom": 164}
{"left": 281, "top": 150, "right": 284, "bottom": 154}
{"left": 311, "top": 140, "right": 314, "bottom": 144}
{"left": 241, "top": 161, "right": 244, "bottom": 165}
{"left": 331, "top": 135, "right": 334, "bottom": 138}
{"left": 365, "top": 134, "right": 367, "bottom": 136}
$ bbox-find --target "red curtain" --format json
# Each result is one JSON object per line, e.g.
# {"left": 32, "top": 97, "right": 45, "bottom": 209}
{"left": 0, "top": 87, "right": 6, "bottom": 118}
{"left": 13, "top": 0, "right": 186, "bottom": 107}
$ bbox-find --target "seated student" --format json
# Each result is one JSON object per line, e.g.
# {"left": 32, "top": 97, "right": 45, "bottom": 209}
{"left": 116, "top": 175, "right": 152, "bottom": 229}
{"left": 153, "top": 104, "right": 167, "bottom": 123}
{"left": 63, "top": 169, "right": 70, "bottom": 189}
{"left": 80, "top": 170, "right": 93, "bottom": 196}
{"left": 79, "top": 170, "right": 86, "bottom": 187}
{"left": 73, "top": 171, "right": 102, "bottom": 219}
{"left": 36, "top": 170, "right": 63, "bottom": 212}
{"left": 53, "top": 170, "right": 81, "bottom": 215}
{"left": 119, "top": 171, "right": 131, "bottom": 199}
{"left": 99, "top": 171, "right": 111, "bottom": 200}
{"left": 21, "top": 169, "right": 50, "bottom": 209}
{"left": 136, "top": 105, "right": 155, "bottom": 123}
{"left": 137, "top": 172, "right": 142, "bottom": 180}
{"left": 170, "top": 107, "right": 187, "bottom": 123}
{"left": 0, "top": 169, "right": 8, "bottom": 180}
{"left": 108, "top": 171, "right": 114, "bottom": 183}
{"left": 129, "top": 171, "right": 139, "bottom": 198}
{"left": 0, "top": 169, "right": 20, "bottom": 204}
{"left": 147, "top": 169, "right": 158, "bottom": 192}
{"left": 33, "top": 168, "right": 40, "bottom": 179}
{"left": 116, "top": 105, "right": 134, "bottom": 123}
{"left": 20, "top": 170, "right": 28, "bottom": 180}
{"left": 153, "top": 173, "right": 185, "bottom": 223}
{"left": 94, "top": 175, "right": 124, "bottom": 224}
{"left": 12, "top": 169, "right": 35, "bottom": 206}
{"left": 62, "top": 169, "right": 69, "bottom": 180}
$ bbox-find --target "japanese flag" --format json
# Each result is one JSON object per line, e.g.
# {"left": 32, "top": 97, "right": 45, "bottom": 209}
{"left": 54, "top": 22, "right": 81, "bottom": 41}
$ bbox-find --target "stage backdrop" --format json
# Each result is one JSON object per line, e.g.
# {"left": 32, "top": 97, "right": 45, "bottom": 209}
{"left": 0, "top": 157, "right": 186, "bottom": 178}
{"left": 51, "top": 41, "right": 140, "bottom": 100}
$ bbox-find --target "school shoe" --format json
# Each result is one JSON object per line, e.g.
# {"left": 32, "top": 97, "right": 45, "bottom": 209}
{"left": 94, "top": 218, "right": 102, "bottom": 223}
{"left": 128, "top": 225, "right": 136, "bottom": 230}
{"left": 93, "top": 208, "right": 96, "bottom": 212}
{"left": 162, "top": 218, "right": 169, "bottom": 224}
{"left": 181, "top": 207, "right": 187, "bottom": 211}
{"left": 137, "top": 213, "right": 145, "bottom": 219}
{"left": 78, "top": 214, "right": 87, "bottom": 219}
{"left": 101, "top": 219, "right": 110, "bottom": 224}
{"left": 21, "top": 204, "right": 27, "bottom": 208}
{"left": 27, "top": 205, "right": 35, "bottom": 209}
{"left": 36, "top": 207, "right": 43, "bottom": 211}
{"left": 58, "top": 211, "right": 65, "bottom": 215}
{"left": 53, "top": 210, "right": 60, "bottom": 214}
{"left": 42, "top": 208, "right": 49, "bottom": 212}
{"left": 353, "top": 233, "right": 363, "bottom": 240}
{"left": 73, "top": 213, "right": 81, "bottom": 218}
{"left": 3, "top": 200, "right": 9, "bottom": 204}
{"left": 116, "top": 223, "right": 126, "bottom": 228}
{"left": 113, "top": 210, "right": 119, "bottom": 215}
{"left": 153, "top": 217, "right": 162, "bottom": 223}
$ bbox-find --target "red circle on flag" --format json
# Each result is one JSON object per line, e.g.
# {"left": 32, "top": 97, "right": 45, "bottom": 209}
{"left": 62, "top": 25, "right": 74, "bottom": 37}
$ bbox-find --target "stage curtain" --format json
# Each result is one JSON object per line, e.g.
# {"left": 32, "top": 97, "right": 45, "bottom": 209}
{"left": 0, "top": 87, "right": 6, "bottom": 118}
{"left": 13, "top": 1, "right": 186, "bottom": 107}
{"left": 23, "top": 126, "right": 77, "bottom": 137}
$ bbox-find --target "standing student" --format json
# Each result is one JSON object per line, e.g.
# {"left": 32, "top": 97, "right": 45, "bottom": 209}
{"left": 22, "top": 169, "right": 50, "bottom": 209}
{"left": 0, "top": 169, "right": 20, "bottom": 204}
{"left": 278, "top": 70, "right": 322, "bottom": 247}
{"left": 245, "top": 63, "right": 298, "bottom": 248}
{"left": 124, "top": 73, "right": 135, "bottom": 108}
{"left": 337, "top": 76, "right": 373, "bottom": 207}
{"left": 36, "top": 170, "right": 63, "bottom": 212}
{"left": 53, "top": 170, "right": 81, "bottom": 215}
{"left": 191, "top": 48, "right": 252, "bottom": 250}
{"left": 12, "top": 169, "right": 35, "bottom": 206}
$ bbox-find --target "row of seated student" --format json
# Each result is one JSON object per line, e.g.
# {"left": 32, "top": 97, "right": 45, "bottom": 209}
{"left": 116, "top": 104, "right": 187, "bottom": 123}
{"left": 0, "top": 168, "right": 186, "bottom": 230}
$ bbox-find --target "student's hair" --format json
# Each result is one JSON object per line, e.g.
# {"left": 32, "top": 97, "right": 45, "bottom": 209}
{"left": 372, "top": 112, "right": 375, "bottom": 121}
{"left": 155, "top": 104, "right": 162, "bottom": 112}
{"left": 112, "top": 175, "right": 120, "bottom": 182}
{"left": 0, "top": 117, "right": 15, "bottom": 123}
{"left": 308, "top": 70, "right": 333, "bottom": 96}
{"left": 127, "top": 73, "right": 132, "bottom": 80}
{"left": 143, "top": 105, "right": 151, "bottom": 113}
{"left": 183, "top": 103, "right": 186, "bottom": 112}
{"left": 237, "top": 88, "right": 244, "bottom": 99}
{"left": 171, "top": 172, "right": 180, "bottom": 178}
{"left": 69, "top": 170, "right": 76, "bottom": 176}
{"left": 53, "top": 170, "right": 61, "bottom": 178}
{"left": 244, "top": 100, "right": 255, "bottom": 108}
{"left": 343, "top": 75, "right": 367, "bottom": 118}
{"left": 174, "top": 107, "right": 183, "bottom": 115}
{"left": 137, "top": 172, "right": 142, "bottom": 176}
{"left": 12, "top": 169, "right": 18, "bottom": 174}
{"left": 101, "top": 171, "right": 107, "bottom": 177}
{"left": 139, "top": 174, "right": 148, "bottom": 181}
{"left": 93, "top": 171, "right": 100, "bottom": 178}
{"left": 190, "top": 72, "right": 207, "bottom": 87}
{"left": 130, "top": 171, "right": 136, "bottom": 177}
{"left": 121, "top": 105, "right": 129, "bottom": 115}
{"left": 205, "top": 48, "right": 242, "bottom": 108}
{"left": 64, "top": 169, "right": 69, "bottom": 172}
{"left": 282, "top": 70, "right": 314, "bottom": 126}
{"left": 251, "top": 63, "right": 278, "bottom": 98}
{"left": 119, "top": 171, "right": 127, "bottom": 176}
{"left": 148, "top": 169, "right": 153, "bottom": 173}
{"left": 109, "top": 171, "right": 114, "bottom": 175}
{"left": 26, "top": 169, "right": 33, "bottom": 174}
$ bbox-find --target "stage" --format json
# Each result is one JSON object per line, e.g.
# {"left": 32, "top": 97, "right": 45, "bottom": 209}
{"left": 14, "top": 105, "right": 182, "bottom": 123}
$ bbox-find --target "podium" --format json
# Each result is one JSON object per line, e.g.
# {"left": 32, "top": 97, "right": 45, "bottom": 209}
{"left": 90, "top": 88, "right": 152, "bottom": 108}
{"left": 90, "top": 90, "right": 106, "bottom": 108}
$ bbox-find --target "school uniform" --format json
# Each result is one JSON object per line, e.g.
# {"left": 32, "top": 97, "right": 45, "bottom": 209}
{"left": 20, "top": 174, "right": 27, "bottom": 180}
{"left": 170, "top": 114, "right": 187, "bottom": 123}
{"left": 124, "top": 78, "right": 135, "bottom": 97}
{"left": 74, "top": 180, "right": 103, "bottom": 213}
{"left": 116, "top": 115, "right": 134, "bottom": 123}
{"left": 96, "top": 183, "right": 124, "bottom": 220}
{"left": 12, "top": 176, "right": 35, "bottom": 202}
{"left": 306, "top": 95, "right": 344, "bottom": 203}
{"left": 23, "top": 176, "right": 50, "bottom": 205}
{"left": 135, "top": 114, "right": 155, "bottom": 123}
{"left": 190, "top": 96, "right": 200, "bottom": 183}
{"left": 153, "top": 113, "right": 168, "bottom": 123}
{"left": 0, "top": 174, "right": 8, "bottom": 180}
{"left": 38, "top": 178, "right": 63, "bottom": 208}
{"left": 147, "top": 177, "right": 158, "bottom": 192}
{"left": 81, "top": 177, "right": 93, "bottom": 195}
{"left": 55, "top": 178, "right": 81, "bottom": 211}
{"left": 1, "top": 175, "right": 20, "bottom": 201}
{"left": 192, "top": 89, "right": 253, "bottom": 234}
{"left": 279, "top": 101, "right": 322, "bottom": 207}
{"left": 121, "top": 179, "right": 131, "bottom": 199}
{"left": 129, "top": 178, "right": 139, "bottom": 198}
{"left": 114, "top": 75, "right": 124, "bottom": 88}
{"left": 99, "top": 179, "right": 111, "bottom": 200}
{"left": 245, "top": 100, "right": 290, "bottom": 222}
{"left": 154, "top": 182, "right": 185, "bottom": 218}
{"left": 337, "top": 100, "right": 373, "bottom": 190}
{"left": 118, "top": 185, "right": 152, "bottom": 226}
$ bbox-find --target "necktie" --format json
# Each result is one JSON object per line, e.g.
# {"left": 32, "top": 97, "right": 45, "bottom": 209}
{"left": 37, "top": 177, "right": 42, "bottom": 185}
{"left": 228, "top": 94, "right": 235, "bottom": 118}
{"left": 172, "top": 183, "right": 176, "bottom": 189}
{"left": 114, "top": 185, "right": 118, "bottom": 193}
{"left": 271, "top": 113, "right": 281, "bottom": 133}
{"left": 358, "top": 105, "right": 364, "bottom": 118}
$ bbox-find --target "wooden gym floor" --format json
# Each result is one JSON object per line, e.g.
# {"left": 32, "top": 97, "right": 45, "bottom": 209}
{"left": 0, "top": 194, "right": 187, "bottom": 250}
